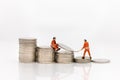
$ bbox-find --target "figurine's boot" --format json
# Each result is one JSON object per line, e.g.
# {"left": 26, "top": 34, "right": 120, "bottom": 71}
{"left": 90, "top": 57, "right": 92, "bottom": 60}
{"left": 56, "top": 48, "right": 60, "bottom": 51}
{"left": 82, "top": 56, "right": 85, "bottom": 59}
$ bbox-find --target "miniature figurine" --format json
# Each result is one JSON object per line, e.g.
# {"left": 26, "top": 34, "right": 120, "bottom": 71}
{"left": 51, "top": 37, "right": 60, "bottom": 51}
{"left": 81, "top": 39, "right": 92, "bottom": 59}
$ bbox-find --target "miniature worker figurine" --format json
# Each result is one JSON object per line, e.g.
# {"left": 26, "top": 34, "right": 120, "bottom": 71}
{"left": 51, "top": 37, "right": 60, "bottom": 51}
{"left": 81, "top": 39, "right": 92, "bottom": 59}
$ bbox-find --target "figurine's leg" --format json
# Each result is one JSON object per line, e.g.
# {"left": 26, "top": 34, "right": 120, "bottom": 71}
{"left": 88, "top": 50, "right": 92, "bottom": 59}
{"left": 82, "top": 50, "right": 86, "bottom": 59}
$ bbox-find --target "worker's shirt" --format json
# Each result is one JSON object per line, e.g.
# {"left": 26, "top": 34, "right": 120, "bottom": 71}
{"left": 83, "top": 42, "right": 89, "bottom": 49}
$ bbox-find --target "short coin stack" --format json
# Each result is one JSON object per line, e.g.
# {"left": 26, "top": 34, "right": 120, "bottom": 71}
{"left": 37, "top": 47, "right": 55, "bottom": 63}
{"left": 19, "top": 38, "right": 37, "bottom": 63}
{"left": 57, "top": 51, "right": 74, "bottom": 63}
{"left": 75, "top": 56, "right": 91, "bottom": 63}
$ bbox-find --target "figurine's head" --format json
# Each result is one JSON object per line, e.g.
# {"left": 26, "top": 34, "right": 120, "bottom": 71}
{"left": 84, "top": 39, "right": 87, "bottom": 42}
{"left": 53, "top": 37, "right": 56, "bottom": 40}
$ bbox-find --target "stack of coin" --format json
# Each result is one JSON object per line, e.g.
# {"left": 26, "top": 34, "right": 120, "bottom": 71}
{"left": 37, "top": 47, "right": 55, "bottom": 63}
{"left": 57, "top": 51, "right": 74, "bottom": 63}
{"left": 74, "top": 56, "right": 91, "bottom": 63}
{"left": 19, "top": 38, "right": 37, "bottom": 63}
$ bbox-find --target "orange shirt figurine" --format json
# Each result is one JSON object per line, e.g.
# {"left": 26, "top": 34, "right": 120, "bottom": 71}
{"left": 51, "top": 37, "right": 60, "bottom": 51}
{"left": 81, "top": 39, "right": 92, "bottom": 60}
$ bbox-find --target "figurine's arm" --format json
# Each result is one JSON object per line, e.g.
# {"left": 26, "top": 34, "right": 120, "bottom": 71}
{"left": 81, "top": 43, "right": 85, "bottom": 50}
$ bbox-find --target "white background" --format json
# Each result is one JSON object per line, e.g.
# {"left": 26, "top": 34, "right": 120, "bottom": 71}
{"left": 0, "top": 0, "right": 120, "bottom": 80}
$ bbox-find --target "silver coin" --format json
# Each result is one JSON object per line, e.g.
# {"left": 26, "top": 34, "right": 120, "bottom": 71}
{"left": 92, "top": 59, "right": 110, "bottom": 63}
{"left": 58, "top": 43, "right": 73, "bottom": 52}
{"left": 19, "top": 38, "right": 36, "bottom": 44}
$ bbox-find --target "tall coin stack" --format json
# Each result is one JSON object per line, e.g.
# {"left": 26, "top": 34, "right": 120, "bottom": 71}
{"left": 57, "top": 51, "right": 74, "bottom": 63}
{"left": 37, "top": 47, "right": 55, "bottom": 63}
{"left": 19, "top": 38, "right": 37, "bottom": 63}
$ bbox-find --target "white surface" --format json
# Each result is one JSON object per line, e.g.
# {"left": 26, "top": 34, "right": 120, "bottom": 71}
{"left": 0, "top": 0, "right": 120, "bottom": 80}
{"left": 0, "top": 42, "right": 119, "bottom": 80}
